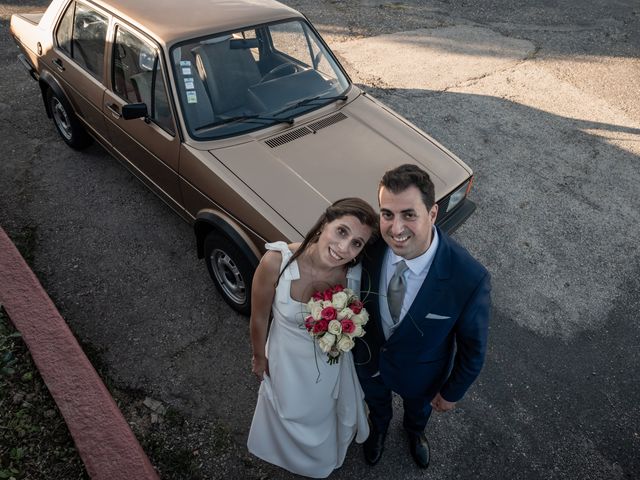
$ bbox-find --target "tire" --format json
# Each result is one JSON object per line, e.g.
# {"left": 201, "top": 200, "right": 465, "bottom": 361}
{"left": 204, "top": 232, "right": 254, "bottom": 315}
{"left": 46, "top": 88, "right": 92, "bottom": 149}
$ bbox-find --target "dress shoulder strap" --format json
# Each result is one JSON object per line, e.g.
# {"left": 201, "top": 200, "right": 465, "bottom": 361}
{"left": 264, "top": 241, "right": 300, "bottom": 304}
{"left": 264, "top": 241, "right": 300, "bottom": 280}
{"left": 346, "top": 262, "right": 362, "bottom": 297}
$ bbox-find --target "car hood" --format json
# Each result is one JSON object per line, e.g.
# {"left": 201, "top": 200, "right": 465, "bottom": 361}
{"left": 210, "top": 94, "right": 471, "bottom": 236}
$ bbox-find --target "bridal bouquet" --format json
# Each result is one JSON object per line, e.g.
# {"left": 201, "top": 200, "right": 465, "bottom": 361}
{"left": 304, "top": 285, "right": 369, "bottom": 364}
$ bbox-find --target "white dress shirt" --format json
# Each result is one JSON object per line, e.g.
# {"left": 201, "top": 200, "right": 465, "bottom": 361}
{"left": 379, "top": 227, "right": 439, "bottom": 339}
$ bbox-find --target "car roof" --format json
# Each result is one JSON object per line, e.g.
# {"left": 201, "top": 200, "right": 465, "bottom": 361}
{"left": 91, "top": 0, "right": 303, "bottom": 45}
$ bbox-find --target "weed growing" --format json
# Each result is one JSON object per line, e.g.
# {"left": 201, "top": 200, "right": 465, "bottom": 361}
{"left": 0, "top": 308, "right": 88, "bottom": 480}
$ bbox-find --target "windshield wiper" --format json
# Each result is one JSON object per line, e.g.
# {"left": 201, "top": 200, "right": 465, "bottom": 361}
{"left": 195, "top": 114, "right": 294, "bottom": 132}
{"left": 194, "top": 95, "right": 348, "bottom": 132}
{"left": 273, "top": 94, "right": 348, "bottom": 116}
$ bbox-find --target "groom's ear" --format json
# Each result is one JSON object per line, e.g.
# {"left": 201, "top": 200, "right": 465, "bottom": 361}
{"left": 429, "top": 203, "right": 438, "bottom": 221}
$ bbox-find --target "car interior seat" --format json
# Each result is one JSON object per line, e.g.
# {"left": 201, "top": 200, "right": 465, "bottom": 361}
{"left": 191, "top": 36, "right": 262, "bottom": 116}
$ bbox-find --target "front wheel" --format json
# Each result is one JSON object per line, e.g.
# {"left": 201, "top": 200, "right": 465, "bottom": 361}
{"left": 204, "top": 232, "right": 255, "bottom": 315}
{"left": 46, "top": 88, "right": 92, "bottom": 149}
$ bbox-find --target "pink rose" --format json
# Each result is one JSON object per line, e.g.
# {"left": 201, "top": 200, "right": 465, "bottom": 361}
{"left": 304, "top": 316, "right": 315, "bottom": 331}
{"left": 341, "top": 319, "right": 356, "bottom": 334}
{"left": 321, "top": 306, "right": 338, "bottom": 321}
{"left": 313, "top": 319, "right": 329, "bottom": 334}
{"left": 349, "top": 300, "right": 364, "bottom": 314}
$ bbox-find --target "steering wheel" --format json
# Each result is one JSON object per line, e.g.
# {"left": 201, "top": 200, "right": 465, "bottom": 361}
{"left": 261, "top": 63, "right": 303, "bottom": 83}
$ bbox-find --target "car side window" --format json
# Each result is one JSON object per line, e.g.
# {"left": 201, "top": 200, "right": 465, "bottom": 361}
{"left": 55, "top": 2, "right": 73, "bottom": 55}
{"left": 55, "top": 2, "right": 108, "bottom": 79}
{"left": 112, "top": 26, "right": 175, "bottom": 134}
{"left": 309, "top": 38, "right": 333, "bottom": 77}
{"left": 269, "top": 22, "right": 309, "bottom": 65}
{"left": 73, "top": 4, "right": 107, "bottom": 78}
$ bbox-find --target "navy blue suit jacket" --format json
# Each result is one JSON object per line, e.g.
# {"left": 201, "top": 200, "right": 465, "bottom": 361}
{"left": 354, "top": 227, "right": 491, "bottom": 402}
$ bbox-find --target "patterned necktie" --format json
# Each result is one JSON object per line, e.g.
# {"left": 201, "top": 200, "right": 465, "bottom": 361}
{"left": 387, "top": 260, "right": 409, "bottom": 324}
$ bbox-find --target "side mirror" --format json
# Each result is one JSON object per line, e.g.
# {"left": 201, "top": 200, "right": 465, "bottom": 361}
{"left": 122, "top": 103, "right": 148, "bottom": 120}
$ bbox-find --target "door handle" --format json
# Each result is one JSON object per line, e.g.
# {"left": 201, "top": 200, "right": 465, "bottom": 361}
{"left": 52, "top": 58, "right": 64, "bottom": 71}
{"left": 106, "top": 103, "right": 122, "bottom": 119}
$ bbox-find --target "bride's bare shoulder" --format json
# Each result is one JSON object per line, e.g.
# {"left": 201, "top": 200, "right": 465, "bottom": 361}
{"left": 259, "top": 249, "right": 282, "bottom": 274}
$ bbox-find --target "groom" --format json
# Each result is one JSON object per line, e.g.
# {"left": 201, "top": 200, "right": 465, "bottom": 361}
{"left": 354, "top": 164, "right": 491, "bottom": 468}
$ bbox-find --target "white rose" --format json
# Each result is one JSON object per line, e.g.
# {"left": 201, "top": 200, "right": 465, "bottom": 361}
{"left": 318, "top": 333, "right": 336, "bottom": 353}
{"left": 331, "top": 291, "right": 349, "bottom": 310}
{"left": 337, "top": 335, "right": 355, "bottom": 352}
{"left": 337, "top": 307, "right": 354, "bottom": 320}
{"left": 343, "top": 288, "right": 355, "bottom": 299}
{"left": 322, "top": 300, "right": 333, "bottom": 308}
{"left": 309, "top": 303, "right": 323, "bottom": 320}
{"left": 352, "top": 324, "right": 365, "bottom": 337}
{"left": 327, "top": 319, "right": 342, "bottom": 335}
{"left": 352, "top": 309, "right": 369, "bottom": 325}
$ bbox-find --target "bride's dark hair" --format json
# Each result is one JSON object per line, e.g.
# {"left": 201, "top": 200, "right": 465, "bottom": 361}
{"left": 277, "top": 197, "right": 378, "bottom": 283}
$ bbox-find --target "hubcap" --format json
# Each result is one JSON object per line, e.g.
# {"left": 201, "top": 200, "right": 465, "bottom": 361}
{"left": 210, "top": 249, "right": 246, "bottom": 305}
{"left": 51, "top": 97, "right": 72, "bottom": 140}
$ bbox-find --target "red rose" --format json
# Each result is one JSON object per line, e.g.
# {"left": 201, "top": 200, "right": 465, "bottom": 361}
{"left": 341, "top": 319, "right": 356, "bottom": 334}
{"left": 332, "top": 285, "right": 344, "bottom": 293}
{"left": 349, "top": 300, "right": 364, "bottom": 314}
{"left": 312, "top": 291, "right": 323, "bottom": 301}
{"left": 323, "top": 289, "right": 333, "bottom": 301}
{"left": 321, "top": 306, "right": 337, "bottom": 321}
{"left": 304, "top": 316, "right": 315, "bottom": 331}
{"left": 313, "top": 319, "right": 329, "bottom": 334}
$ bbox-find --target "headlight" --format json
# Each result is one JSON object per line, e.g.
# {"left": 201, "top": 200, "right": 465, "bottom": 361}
{"left": 446, "top": 179, "right": 472, "bottom": 213}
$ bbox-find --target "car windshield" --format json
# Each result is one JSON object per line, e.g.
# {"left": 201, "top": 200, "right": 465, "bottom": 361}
{"left": 171, "top": 19, "right": 350, "bottom": 140}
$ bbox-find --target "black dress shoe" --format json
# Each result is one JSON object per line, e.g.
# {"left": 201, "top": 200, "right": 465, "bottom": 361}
{"left": 363, "top": 429, "right": 386, "bottom": 465}
{"left": 407, "top": 431, "right": 430, "bottom": 468}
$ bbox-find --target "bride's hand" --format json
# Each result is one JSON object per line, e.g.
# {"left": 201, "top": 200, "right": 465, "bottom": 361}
{"left": 252, "top": 355, "right": 269, "bottom": 380}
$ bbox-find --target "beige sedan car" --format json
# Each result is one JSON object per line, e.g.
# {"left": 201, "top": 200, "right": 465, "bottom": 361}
{"left": 11, "top": 0, "right": 477, "bottom": 314}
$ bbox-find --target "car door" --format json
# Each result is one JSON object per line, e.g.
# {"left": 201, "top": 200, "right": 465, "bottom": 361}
{"left": 49, "top": 0, "right": 110, "bottom": 142}
{"left": 102, "top": 23, "right": 182, "bottom": 206}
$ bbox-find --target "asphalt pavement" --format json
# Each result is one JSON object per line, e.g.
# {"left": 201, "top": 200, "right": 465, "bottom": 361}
{"left": 1, "top": 1, "right": 638, "bottom": 479}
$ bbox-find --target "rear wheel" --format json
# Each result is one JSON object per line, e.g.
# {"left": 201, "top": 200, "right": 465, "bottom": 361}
{"left": 46, "top": 88, "right": 92, "bottom": 149}
{"left": 204, "top": 232, "right": 254, "bottom": 315}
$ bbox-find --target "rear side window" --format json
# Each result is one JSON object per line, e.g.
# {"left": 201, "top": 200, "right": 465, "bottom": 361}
{"left": 55, "top": 1, "right": 108, "bottom": 79}
{"left": 112, "top": 26, "right": 175, "bottom": 134}
{"left": 56, "top": 3, "right": 73, "bottom": 54}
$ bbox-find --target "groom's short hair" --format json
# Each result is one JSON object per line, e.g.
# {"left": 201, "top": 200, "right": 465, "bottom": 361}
{"left": 379, "top": 164, "right": 436, "bottom": 210}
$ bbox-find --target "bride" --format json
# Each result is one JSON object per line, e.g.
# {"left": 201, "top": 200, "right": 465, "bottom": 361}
{"left": 247, "top": 198, "right": 378, "bottom": 478}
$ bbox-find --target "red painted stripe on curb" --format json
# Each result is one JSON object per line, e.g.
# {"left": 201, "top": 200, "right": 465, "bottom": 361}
{"left": 0, "top": 227, "right": 159, "bottom": 480}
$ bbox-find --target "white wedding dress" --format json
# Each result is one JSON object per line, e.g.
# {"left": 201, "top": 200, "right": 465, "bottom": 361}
{"left": 247, "top": 242, "right": 369, "bottom": 478}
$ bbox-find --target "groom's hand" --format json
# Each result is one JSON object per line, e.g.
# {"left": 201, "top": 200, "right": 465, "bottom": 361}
{"left": 431, "top": 392, "right": 456, "bottom": 413}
